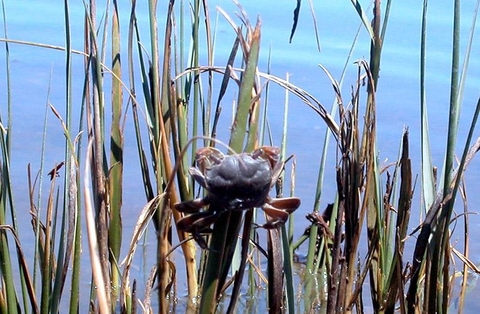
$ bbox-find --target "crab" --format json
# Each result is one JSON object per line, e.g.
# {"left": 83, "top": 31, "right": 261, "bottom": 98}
{"left": 174, "top": 146, "right": 301, "bottom": 248}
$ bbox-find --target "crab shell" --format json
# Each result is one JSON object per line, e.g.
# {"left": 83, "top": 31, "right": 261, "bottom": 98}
{"left": 190, "top": 147, "right": 277, "bottom": 211}
{"left": 175, "top": 146, "right": 300, "bottom": 247}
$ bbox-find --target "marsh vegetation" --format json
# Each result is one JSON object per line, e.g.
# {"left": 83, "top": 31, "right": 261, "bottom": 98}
{"left": 0, "top": 0, "right": 479, "bottom": 313}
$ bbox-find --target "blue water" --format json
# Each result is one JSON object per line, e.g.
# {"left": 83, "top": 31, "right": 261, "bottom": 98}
{"left": 1, "top": 0, "right": 480, "bottom": 312}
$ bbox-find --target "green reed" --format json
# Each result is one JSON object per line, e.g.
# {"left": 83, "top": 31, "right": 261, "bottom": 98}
{"left": 292, "top": 0, "right": 479, "bottom": 313}
{"left": 0, "top": 0, "right": 478, "bottom": 313}
{"left": 407, "top": 1, "right": 480, "bottom": 313}
{"left": 0, "top": 0, "right": 17, "bottom": 312}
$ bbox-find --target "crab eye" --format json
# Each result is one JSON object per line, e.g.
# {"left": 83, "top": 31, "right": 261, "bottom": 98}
{"left": 252, "top": 146, "right": 280, "bottom": 169}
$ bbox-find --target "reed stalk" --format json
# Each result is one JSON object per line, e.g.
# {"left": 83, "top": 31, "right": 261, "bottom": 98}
{"left": 199, "top": 17, "right": 262, "bottom": 314}
{"left": 108, "top": 0, "right": 124, "bottom": 305}
{"left": 0, "top": 1, "right": 19, "bottom": 313}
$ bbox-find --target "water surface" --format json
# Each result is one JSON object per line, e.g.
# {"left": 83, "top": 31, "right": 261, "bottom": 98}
{"left": 2, "top": 0, "right": 480, "bottom": 312}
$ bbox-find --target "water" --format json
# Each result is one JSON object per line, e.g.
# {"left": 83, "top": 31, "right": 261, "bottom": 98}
{"left": 2, "top": 0, "right": 480, "bottom": 312}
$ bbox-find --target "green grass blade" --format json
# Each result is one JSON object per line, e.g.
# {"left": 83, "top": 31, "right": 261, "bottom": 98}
{"left": 428, "top": 1, "right": 462, "bottom": 311}
{"left": 350, "top": 0, "right": 375, "bottom": 42}
{"left": 200, "top": 16, "right": 262, "bottom": 314}
{"left": 281, "top": 223, "right": 295, "bottom": 313}
{"left": 109, "top": 0, "right": 124, "bottom": 305}
{"left": 128, "top": 0, "right": 155, "bottom": 202}
{"left": 231, "top": 20, "right": 261, "bottom": 151}
{"left": 0, "top": 1, "right": 18, "bottom": 313}
{"left": 280, "top": 74, "right": 295, "bottom": 314}
{"left": 420, "top": 0, "right": 435, "bottom": 213}
{"left": 83, "top": 3, "right": 112, "bottom": 307}
{"left": 442, "top": 0, "right": 461, "bottom": 197}
{"left": 456, "top": 0, "right": 479, "bottom": 109}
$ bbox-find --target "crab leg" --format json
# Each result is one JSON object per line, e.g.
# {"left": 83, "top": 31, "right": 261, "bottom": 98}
{"left": 176, "top": 211, "right": 220, "bottom": 232}
{"left": 174, "top": 198, "right": 209, "bottom": 213}
{"left": 177, "top": 211, "right": 221, "bottom": 249}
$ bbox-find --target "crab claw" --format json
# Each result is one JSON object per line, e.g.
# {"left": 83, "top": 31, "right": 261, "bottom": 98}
{"left": 268, "top": 197, "right": 301, "bottom": 213}
{"left": 194, "top": 147, "right": 225, "bottom": 173}
{"left": 188, "top": 167, "right": 208, "bottom": 189}
{"left": 252, "top": 146, "right": 280, "bottom": 170}
{"left": 260, "top": 197, "right": 301, "bottom": 229}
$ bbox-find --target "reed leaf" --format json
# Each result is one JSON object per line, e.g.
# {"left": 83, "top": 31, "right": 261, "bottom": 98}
{"left": 279, "top": 74, "right": 295, "bottom": 314}
{"left": 61, "top": 1, "right": 83, "bottom": 313}
{"left": 0, "top": 1, "right": 17, "bottom": 311}
{"left": 39, "top": 166, "right": 56, "bottom": 313}
{"left": 49, "top": 101, "right": 82, "bottom": 313}
{"left": 419, "top": 1, "right": 474, "bottom": 312}
{"left": 199, "top": 14, "right": 262, "bottom": 314}
{"left": 420, "top": 0, "right": 436, "bottom": 215}
{"left": 108, "top": 0, "right": 124, "bottom": 305}
{"left": 0, "top": 13, "right": 25, "bottom": 314}
{"left": 350, "top": 0, "right": 375, "bottom": 43}
{"left": 127, "top": 0, "right": 155, "bottom": 202}
{"left": 84, "top": 139, "right": 110, "bottom": 314}
{"left": 83, "top": 2, "right": 112, "bottom": 308}
{"left": 0, "top": 225, "right": 38, "bottom": 312}
{"left": 0, "top": 1, "right": 479, "bottom": 313}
